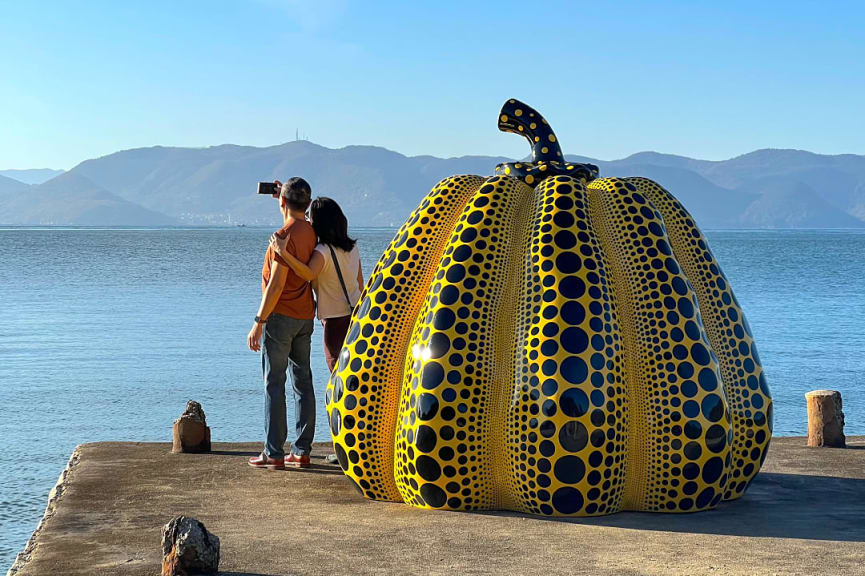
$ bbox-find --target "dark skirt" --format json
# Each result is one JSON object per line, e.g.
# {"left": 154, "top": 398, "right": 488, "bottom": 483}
{"left": 322, "top": 314, "right": 351, "bottom": 372}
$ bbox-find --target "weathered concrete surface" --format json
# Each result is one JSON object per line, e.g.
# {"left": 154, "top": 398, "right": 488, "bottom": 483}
{"left": 10, "top": 437, "right": 865, "bottom": 576}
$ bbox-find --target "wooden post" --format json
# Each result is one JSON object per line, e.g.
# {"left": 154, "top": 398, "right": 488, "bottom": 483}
{"left": 805, "top": 390, "right": 846, "bottom": 448}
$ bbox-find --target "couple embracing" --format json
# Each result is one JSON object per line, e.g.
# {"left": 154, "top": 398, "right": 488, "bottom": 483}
{"left": 246, "top": 177, "right": 362, "bottom": 470}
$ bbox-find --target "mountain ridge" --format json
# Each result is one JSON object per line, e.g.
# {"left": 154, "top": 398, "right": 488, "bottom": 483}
{"left": 0, "top": 168, "right": 65, "bottom": 185}
{"left": 3, "top": 143, "right": 864, "bottom": 228}
{"left": 0, "top": 172, "right": 176, "bottom": 226}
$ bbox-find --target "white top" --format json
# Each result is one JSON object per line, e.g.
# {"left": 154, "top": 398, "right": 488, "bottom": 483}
{"left": 312, "top": 243, "right": 362, "bottom": 320}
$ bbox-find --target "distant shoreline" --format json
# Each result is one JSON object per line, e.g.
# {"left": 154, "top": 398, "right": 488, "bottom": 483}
{"left": 0, "top": 225, "right": 403, "bottom": 232}
{"left": 4, "top": 226, "right": 865, "bottom": 232}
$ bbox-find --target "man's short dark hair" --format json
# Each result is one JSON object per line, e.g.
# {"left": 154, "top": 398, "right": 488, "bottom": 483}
{"left": 281, "top": 177, "right": 312, "bottom": 211}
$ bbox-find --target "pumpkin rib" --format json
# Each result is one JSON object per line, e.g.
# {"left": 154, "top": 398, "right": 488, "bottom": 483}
{"left": 588, "top": 177, "right": 732, "bottom": 512}
{"left": 392, "top": 175, "right": 535, "bottom": 510}
{"left": 506, "top": 183, "right": 545, "bottom": 512}
{"left": 508, "top": 175, "right": 629, "bottom": 516}
{"left": 625, "top": 177, "right": 773, "bottom": 501}
{"left": 326, "top": 174, "right": 485, "bottom": 502}
{"left": 587, "top": 179, "right": 649, "bottom": 510}
{"left": 489, "top": 177, "right": 537, "bottom": 511}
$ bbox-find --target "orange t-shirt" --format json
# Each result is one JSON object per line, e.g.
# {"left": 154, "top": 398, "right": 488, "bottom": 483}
{"left": 261, "top": 218, "right": 317, "bottom": 320}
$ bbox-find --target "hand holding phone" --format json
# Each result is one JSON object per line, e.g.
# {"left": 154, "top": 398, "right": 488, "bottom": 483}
{"left": 257, "top": 181, "right": 281, "bottom": 197}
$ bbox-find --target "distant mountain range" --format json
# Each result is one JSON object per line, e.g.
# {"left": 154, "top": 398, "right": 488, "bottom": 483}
{"left": 0, "top": 168, "right": 64, "bottom": 185}
{"left": 2, "top": 142, "right": 865, "bottom": 228}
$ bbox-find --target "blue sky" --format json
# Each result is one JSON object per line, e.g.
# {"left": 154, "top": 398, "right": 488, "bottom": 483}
{"left": 1, "top": 0, "right": 864, "bottom": 169}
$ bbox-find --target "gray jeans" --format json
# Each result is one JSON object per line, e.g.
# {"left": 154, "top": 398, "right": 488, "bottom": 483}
{"left": 262, "top": 313, "right": 315, "bottom": 458}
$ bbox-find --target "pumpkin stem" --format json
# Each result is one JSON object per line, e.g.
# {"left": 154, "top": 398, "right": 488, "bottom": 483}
{"left": 498, "top": 99, "right": 563, "bottom": 163}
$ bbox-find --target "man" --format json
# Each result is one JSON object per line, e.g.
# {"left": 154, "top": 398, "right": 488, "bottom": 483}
{"left": 247, "top": 177, "right": 317, "bottom": 470}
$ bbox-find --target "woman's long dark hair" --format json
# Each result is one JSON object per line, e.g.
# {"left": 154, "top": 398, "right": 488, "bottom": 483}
{"left": 309, "top": 196, "right": 356, "bottom": 252}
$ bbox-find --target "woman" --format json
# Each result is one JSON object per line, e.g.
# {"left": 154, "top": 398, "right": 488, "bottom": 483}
{"left": 270, "top": 196, "right": 363, "bottom": 372}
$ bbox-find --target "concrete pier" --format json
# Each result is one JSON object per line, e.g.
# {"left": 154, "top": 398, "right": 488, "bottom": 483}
{"left": 9, "top": 437, "right": 865, "bottom": 576}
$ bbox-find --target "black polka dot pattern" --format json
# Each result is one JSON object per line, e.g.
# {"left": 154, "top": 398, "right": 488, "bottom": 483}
{"left": 393, "top": 175, "right": 534, "bottom": 510}
{"left": 509, "top": 176, "right": 627, "bottom": 516}
{"left": 325, "top": 175, "right": 486, "bottom": 502}
{"left": 325, "top": 149, "right": 771, "bottom": 516}
{"left": 587, "top": 177, "right": 733, "bottom": 512}
{"left": 623, "top": 177, "right": 773, "bottom": 500}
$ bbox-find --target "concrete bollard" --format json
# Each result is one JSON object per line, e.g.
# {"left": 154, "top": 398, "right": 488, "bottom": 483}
{"left": 805, "top": 390, "right": 846, "bottom": 448}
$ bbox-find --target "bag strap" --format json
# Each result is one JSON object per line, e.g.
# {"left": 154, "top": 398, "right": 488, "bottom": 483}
{"left": 328, "top": 245, "right": 354, "bottom": 310}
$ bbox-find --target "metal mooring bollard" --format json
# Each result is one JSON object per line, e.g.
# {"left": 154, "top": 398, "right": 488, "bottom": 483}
{"left": 805, "top": 390, "right": 846, "bottom": 448}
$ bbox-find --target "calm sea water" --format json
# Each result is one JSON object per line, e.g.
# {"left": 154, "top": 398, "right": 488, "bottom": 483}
{"left": 2, "top": 227, "right": 864, "bottom": 566}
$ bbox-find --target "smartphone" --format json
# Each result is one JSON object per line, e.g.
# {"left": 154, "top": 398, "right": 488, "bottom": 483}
{"left": 257, "top": 182, "right": 278, "bottom": 196}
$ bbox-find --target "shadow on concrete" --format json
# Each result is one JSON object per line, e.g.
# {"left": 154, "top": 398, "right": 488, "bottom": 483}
{"left": 202, "top": 448, "right": 344, "bottom": 476}
{"left": 480, "top": 472, "right": 865, "bottom": 542}
{"left": 287, "top": 465, "right": 344, "bottom": 476}
{"left": 207, "top": 450, "right": 260, "bottom": 457}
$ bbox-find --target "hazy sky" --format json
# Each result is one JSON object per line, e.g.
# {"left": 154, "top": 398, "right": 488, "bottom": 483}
{"left": 2, "top": 0, "right": 864, "bottom": 169}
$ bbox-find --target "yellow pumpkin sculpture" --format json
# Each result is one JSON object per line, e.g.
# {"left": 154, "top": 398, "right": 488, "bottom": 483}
{"left": 325, "top": 99, "right": 772, "bottom": 516}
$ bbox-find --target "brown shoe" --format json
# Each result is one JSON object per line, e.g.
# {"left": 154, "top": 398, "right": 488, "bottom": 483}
{"left": 248, "top": 452, "right": 285, "bottom": 470}
{"left": 285, "top": 453, "right": 310, "bottom": 468}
